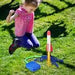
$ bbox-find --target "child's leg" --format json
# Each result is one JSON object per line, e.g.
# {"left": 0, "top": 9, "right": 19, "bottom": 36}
{"left": 26, "top": 33, "right": 40, "bottom": 48}
{"left": 9, "top": 35, "right": 33, "bottom": 54}
{"left": 9, "top": 38, "right": 21, "bottom": 54}
{"left": 18, "top": 35, "right": 33, "bottom": 49}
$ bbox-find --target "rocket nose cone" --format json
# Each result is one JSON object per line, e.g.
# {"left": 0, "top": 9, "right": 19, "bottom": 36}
{"left": 47, "top": 31, "right": 51, "bottom": 35}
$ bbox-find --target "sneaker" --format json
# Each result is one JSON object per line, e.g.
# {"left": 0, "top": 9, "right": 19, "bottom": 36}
{"left": 9, "top": 38, "right": 20, "bottom": 54}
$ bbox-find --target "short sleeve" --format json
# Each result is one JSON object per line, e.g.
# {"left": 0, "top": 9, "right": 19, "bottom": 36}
{"left": 15, "top": 8, "right": 21, "bottom": 16}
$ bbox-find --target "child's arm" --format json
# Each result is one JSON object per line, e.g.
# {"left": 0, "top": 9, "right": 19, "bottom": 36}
{"left": 6, "top": 10, "right": 18, "bottom": 23}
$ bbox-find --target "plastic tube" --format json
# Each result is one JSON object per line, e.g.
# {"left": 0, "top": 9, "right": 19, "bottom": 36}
{"left": 24, "top": 55, "right": 41, "bottom": 64}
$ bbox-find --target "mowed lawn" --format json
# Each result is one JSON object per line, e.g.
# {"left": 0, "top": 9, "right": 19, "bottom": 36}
{"left": 0, "top": 0, "right": 75, "bottom": 75}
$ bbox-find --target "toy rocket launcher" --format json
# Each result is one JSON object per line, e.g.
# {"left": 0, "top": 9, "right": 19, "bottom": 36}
{"left": 47, "top": 31, "right": 52, "bottom": 66}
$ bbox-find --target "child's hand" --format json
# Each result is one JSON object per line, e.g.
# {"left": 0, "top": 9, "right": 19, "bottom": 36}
{"left": 9, "top": 10, "right": 15, "bottom": 15}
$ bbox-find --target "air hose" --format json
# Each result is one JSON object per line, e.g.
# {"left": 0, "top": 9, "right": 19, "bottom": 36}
{"left": 24, "top": 55, "right": 41, "bottom": 63}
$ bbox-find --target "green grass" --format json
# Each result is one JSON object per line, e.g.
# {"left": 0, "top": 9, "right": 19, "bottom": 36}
{"left": 0, "top": 0, "right": 75, "bottom": 75}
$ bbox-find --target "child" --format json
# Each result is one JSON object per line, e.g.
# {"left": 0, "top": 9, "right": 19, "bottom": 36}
{"left": 6, "top": 0, "right": 42, "bottom": 54}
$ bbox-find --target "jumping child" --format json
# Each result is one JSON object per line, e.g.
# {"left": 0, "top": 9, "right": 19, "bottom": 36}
{"left": 6, "top": 0, "right": 42, "bottom": 54}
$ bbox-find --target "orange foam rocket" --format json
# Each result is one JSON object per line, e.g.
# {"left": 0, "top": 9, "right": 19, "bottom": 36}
{"left": 47, "top": 31, "right": 51, "bottom": 66}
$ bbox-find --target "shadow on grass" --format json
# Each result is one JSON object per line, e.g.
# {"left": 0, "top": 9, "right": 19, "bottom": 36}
{"left": 2, "top": 23, "right": 15, "bottom": 39}
{"left": 32, "top": 49, "right": 47, "bottom": 55}
{"left": 60, "top": 62, "right": 75, "bottom": 71}
{"left": 25, "top": 48, "right": 47, "bottom": 55}
{"left": 0, "top": 0, "right": 19, "bottom": 39}
{"left": 35, "top": 1, "right": 75, "bottom": 20}
{"left": 37, "top": 21, "right": 68, "bottom": 38}
{"left": 0, "top": 0, "right": 74, "bottom": 38}
{"left": 60, "top": 0, "right": 73, "bottom": 5}
{"left": 44, "top": 21, "right": 68, "bottom": 38}
{"left": 0, "top": 0, "right": 19, "bottom": 20}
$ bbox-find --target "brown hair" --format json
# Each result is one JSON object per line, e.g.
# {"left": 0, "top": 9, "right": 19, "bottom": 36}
{"left": 24, "top": 0, "right": 43, "bottom": 7}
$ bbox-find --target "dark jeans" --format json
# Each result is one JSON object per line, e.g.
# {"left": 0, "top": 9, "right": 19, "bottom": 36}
{"left": 15, "top": 33, "right": 40, "bottom": 49}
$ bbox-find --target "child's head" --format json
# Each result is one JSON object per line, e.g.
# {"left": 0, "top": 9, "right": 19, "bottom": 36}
{"left": 22, "top": 0, "right": 42, "bottom": 13}
{"left": 25, "top": 0, "right": 42, "bottom": 7}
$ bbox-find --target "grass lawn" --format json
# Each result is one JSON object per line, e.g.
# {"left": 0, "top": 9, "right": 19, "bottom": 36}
{"left": 0, "top": 0, "right": 75, "bottom": 75}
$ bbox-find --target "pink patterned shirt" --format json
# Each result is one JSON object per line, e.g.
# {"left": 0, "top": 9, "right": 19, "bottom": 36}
{"left": 15, "top": 7, "right": 34, "bottom": 36}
